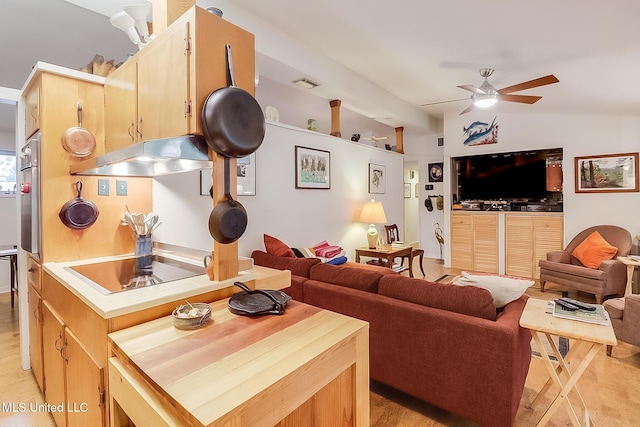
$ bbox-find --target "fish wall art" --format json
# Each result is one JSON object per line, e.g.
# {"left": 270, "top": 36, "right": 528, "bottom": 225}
{"left": 463, "top": 117, "right": 498, "bottom": 146}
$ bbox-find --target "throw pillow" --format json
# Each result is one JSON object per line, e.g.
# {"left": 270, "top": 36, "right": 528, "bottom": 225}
{"left": 571, "top": 231, "right": 618, "bottom": 269}
{"left": 452, "top": 272, "right": 533, "bottom": 308}
{"left": 264, "top": 234, "right": 295, "bottom": 258}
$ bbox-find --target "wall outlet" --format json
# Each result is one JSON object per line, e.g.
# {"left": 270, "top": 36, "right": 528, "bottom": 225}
{"left": 116, "top": 180, "right": 127, "bottom": 196}
{"left": 98, "top": 179, "right": 109, "bottom": 196}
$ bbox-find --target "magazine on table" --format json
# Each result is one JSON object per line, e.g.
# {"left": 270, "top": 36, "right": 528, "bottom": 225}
{"left": 550, "top": 300, "right": 610, "bottom": 325}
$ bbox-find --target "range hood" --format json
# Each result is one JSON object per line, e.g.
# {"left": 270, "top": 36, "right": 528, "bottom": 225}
{"left": 70, "top": 135, "right": 212, "bottom": 177}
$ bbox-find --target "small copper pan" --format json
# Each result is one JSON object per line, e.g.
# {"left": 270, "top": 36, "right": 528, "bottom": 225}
{"left": 61, "top": 103, "right": 96, "bottom": 157}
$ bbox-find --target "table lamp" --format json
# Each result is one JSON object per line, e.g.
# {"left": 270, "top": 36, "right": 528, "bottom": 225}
{"left": 359, "top": 199, "right": 387, "bottom": 249}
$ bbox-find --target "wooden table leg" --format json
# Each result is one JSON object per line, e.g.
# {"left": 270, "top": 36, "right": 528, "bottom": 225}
{"left": 625, "top": 264, "right": 634, "bottom": 296}
{"left": 531, "top": 331, "right": 598, "bottom": 427}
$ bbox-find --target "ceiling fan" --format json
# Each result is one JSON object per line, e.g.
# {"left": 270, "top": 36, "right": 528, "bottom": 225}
{"left": 422, "top": 68, "right": 559, "bottom": 115}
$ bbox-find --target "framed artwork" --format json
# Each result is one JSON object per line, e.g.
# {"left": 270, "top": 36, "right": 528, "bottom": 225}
{"left": 369, "top": 163, "right": 386, "bottom": 194}
{"left": 428, "top": 162, "right": 443, "bottom": 182}
{"left": 403, "top": 182, "right": 411, "bottom": 198}
{"left": 237, "top": 153, "right": 256, "bottom": 196}
{"left": 295, "top": 146, "right": 331, "bottom": 189}
{"left": 575, "top": 152, "right": 639, "bottom": 193}
{"left": 200, "top": 153, "right": 257, "bottom": 196}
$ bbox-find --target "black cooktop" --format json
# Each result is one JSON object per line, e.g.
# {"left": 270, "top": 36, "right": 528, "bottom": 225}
{"left": 65, "top": 255, "right": 205, "bottom": 294}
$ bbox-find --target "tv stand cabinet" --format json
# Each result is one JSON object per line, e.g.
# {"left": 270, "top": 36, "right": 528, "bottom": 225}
{"left": 450, "top": 212, "right": 563, "bottom": 279}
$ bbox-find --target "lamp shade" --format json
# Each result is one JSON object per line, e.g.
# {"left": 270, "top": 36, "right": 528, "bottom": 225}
{"left": 359, "top": 200, "right": 387, "bottom": 224}
{"left": 123, "top": 3, "right": 151, "bottom": 39}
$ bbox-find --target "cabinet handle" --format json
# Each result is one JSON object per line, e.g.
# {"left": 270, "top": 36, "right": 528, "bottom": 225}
{"left": 33, "top": 307, "right": 40, "bottom": 321}
{"left": 128, "top": 121, "right": 135, "bottom": 141}
{"left": 30, "top": 106, "right": 37, "bottom": 119}
{"left": 54, "top": 334, "right": 63, "bottom": 351}
{"left": 137, "top": 117, "right": 143, "bottom": 138}
{"left": 28, "top": 268, "right": 35, "bottom": 273}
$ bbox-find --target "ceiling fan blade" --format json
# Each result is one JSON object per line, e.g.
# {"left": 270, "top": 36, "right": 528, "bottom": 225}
{"left": 457, "top": 85, "right": 486, "bottom": 94}
{"left": 459, "top": 104, "right": 475, "bottom": 115}
{"left": 420, "top": 98, "right": 468, "bottom": 107}
{"left": 497, "top": 75, "right": 559, "bottom": 94}
{"left": 498, "top": 94, "right": 542, "bottom": 104}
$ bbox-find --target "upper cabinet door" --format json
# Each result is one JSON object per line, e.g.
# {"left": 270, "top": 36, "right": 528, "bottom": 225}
{"left": 25, "top": 78, "right": 41, "bottom": 138}
{"left": 104, "top": 61, "right": 138, "bottom": 152}
{"left": 137, "top": 21, "right": 190, "bottom": 141}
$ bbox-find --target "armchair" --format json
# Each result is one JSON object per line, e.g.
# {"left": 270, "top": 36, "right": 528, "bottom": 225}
{"left": 384, "top": 224, "right": 426, "bottom": 278}
{"left": 603, "top": 294, "right": 640, "bottom": 356}
{"left": 539, "top": 225, "right": 632, "bottom": 304}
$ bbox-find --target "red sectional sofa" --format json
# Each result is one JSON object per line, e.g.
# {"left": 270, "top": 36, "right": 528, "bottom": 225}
{"left": 251, "top": 250, "right": 532, "bottom": 427}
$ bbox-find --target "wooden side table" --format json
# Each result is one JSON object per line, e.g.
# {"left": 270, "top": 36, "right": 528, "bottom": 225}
{"left": 355, "top": 245, "right": 412, "bottom": 276}
{"left": 617, "top": 256, "right": 640, "bottom": 296}
{"left": 519, "top": 298, "right": 617, "bottom": 426}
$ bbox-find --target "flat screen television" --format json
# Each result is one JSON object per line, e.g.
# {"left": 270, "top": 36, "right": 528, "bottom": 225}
{"left": 455, "top": 150, "right": 556, "bottom": 201}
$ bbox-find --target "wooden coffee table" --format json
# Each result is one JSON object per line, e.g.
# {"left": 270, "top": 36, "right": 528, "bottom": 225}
{"left": 355, "top": 245, "right": 412, "bottom": 276}
{"left": 519, "top": 298, "right": 617, "bottom": 426}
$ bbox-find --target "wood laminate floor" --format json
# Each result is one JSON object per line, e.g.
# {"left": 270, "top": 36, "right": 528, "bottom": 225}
{"left": 1, "top": 258, "right": 639, "bottom": 426}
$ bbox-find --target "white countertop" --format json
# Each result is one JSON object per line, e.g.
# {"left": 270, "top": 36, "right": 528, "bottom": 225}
{"left": 43, "top": 250, "right": 256, "bottom": 319}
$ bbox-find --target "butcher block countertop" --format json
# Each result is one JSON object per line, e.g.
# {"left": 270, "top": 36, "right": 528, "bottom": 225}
{"left": 108, "top": 299, "right": 370, "bottom": 427}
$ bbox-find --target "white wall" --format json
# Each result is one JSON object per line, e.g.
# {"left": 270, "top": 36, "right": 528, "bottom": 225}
{"left": 0, "top": 129, "right": 18, "bottom": 293}
{"left": 441, "top": 111, "right": 640, "bottom": 264}
{"left": 404, "top": 134, "right": 446, "bottom": 260}
{"left": 153, "top": 121, "right": 404, "bottom": 260}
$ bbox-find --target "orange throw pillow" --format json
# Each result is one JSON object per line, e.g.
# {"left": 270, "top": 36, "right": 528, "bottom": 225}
{"left": 264, "top": 234, "right": 295, "bottom": 258}
{"left": 571, "top": 231, "right": 618, "bottom": 268}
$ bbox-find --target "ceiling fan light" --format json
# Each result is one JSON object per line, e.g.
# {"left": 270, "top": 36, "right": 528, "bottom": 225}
{"left": 473, "top": 93, "right": 498, "bottom": 108}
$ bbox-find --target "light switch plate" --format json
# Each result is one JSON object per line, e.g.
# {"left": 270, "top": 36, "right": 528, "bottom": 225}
{"left": 98, "top": 179, "right": 109, "bottom": 196}
{"left": 116, "top": 180, "right": 127, "bottom": 196}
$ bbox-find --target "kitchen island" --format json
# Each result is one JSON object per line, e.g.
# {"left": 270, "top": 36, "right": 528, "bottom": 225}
{"left": 108, "top": 298, "right": 370, "bottom": 427}
{"left": 34, "top": 249, "right": 290, "bottom": 427}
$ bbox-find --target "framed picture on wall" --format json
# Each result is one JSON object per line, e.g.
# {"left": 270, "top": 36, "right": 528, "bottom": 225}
{"left": 200, "top": 153, "right": 257, "bottom": 196}
{"left": 237, "top": 153, "right": 256, "bottom": 196}
{"left": 575, "top": 152, "right": 639, "bottom": 193}
{"left": 428, "top": 162, "right": 443, "bottom": 182}
{"left": 369, "top": 163, "right": 386, "bottom": 194}
{"left": 295, "top": 146, "right": 331, "bottom": 189}
{"left": 403, "top": 182, "right": 411, "bottom": 198}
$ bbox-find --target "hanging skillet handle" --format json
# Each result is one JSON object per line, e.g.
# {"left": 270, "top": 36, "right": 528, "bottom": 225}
{"left": 77, "top": 103, "right": 83, "bottom": 127}
{"left": 223, "top": 157, "right": 235, "bottom": 203}
{"left": 75, "top": 181, "right": 83, "bottom": 198}
{"left": 225, "top": 44, "right": 237, "bottom": 88}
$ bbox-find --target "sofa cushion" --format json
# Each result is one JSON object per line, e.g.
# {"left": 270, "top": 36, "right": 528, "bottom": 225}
{"left": 309, "top": 263, "right": 384, "bottom": 293}
{"left": 452, "top": 272, "right": 534, "bottom": 308}
{"left": 571, "top": 231, "right": 618, "bottom": 268}
{"left": 378, "top": 275, "right": 497, "bottom": 320}
{"left": 251, "top": 250, "right": 320, "bottom": 278}
{"left": 264, "top": 234, "right": 295, "bottom": 258}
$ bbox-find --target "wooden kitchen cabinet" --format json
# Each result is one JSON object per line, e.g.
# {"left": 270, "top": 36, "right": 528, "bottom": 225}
{"left": 533, "top": 215, "right": 564, "bottom": 278}
{"left": 451, "top": 214, "right": 474, "bottom": 270}
{"left": 42, "top": 300, "right": 67, "bottom": 427}
{"left": 104, "top": 6, "right": 255, "bottom": 151}
{"left": 65, "top": 328, "right": 105, "bottom": 427}
{"left": 105, "top": 22, "right": 190, "bottom": 151}
{"left": 505, "top": 214, "right": 563, "bottom": 279}
{"left": 450, "top": 213, "right": 498, "bottom": 273}
{"left": 28, "top": 285, "right": 44, "bottom": 392}
{"left": 473, "top": 215, "right": 499, "bottom": 273}
{"left": 27, "top": 255, "right": 44, "bottom": 392}
{"left": 24, "top": 75, "right": 41, "bottom": 138}
{"left": 104, "top": 61, "right": 138, "bottom": 152}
